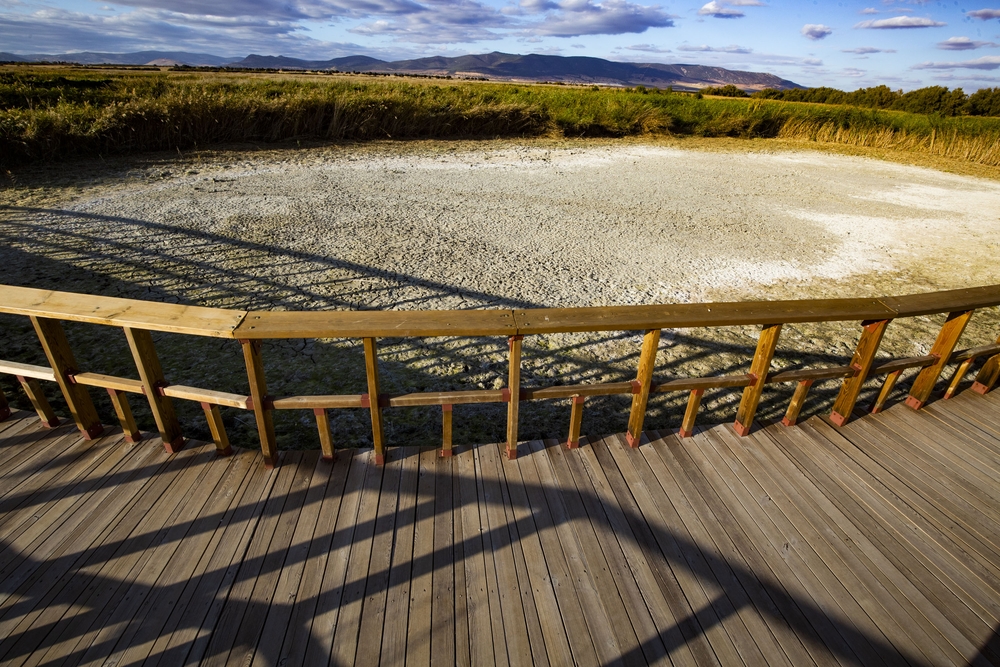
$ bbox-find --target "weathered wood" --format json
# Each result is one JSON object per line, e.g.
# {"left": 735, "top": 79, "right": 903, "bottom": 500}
{"left": 240, "top": 338, "right": 277, "bottom": 467}
{"left": 441, "top": 404, "right": 453, "bottom": 457}
{"left": 830, "top": 318, "right": 890, "bottom": 427}
{"left": 626, "top": 328, "right": 661, "bottom": 447}
{"left": 944, "top": 358, "right": 976, "bottom": 400}
{"left": 235, "top": 308, "right": 516, "bottom": 339}
{"left": 124, "top": 327, "right": 183, "bottom": 452}
{"left": 271, "top": 394, "right": 365, "bottom": 409}
{"left": 972, "top": 336, "right": 1000, "bottom": 395}
{"left": 566, "top": 395, "right": 584, "bottom": 449}
{"left": 388, "top": 389, "right": 505, "bottom": 407}
{"left": 161, "top": 384, "right": 250, "bottom": 409}
{"left": 870, "top": 370, "right": 902, "bottom": 414}
{"left": 70, "top": 371, "right": 144, "bottom": 393}
{"left": 870, "top": 355, "right": 936, "bottom": 375}
{"left": 766, "top": 365, "right": 855, "bottom": 384}
{"left": 907, "top": 310, "right": 973, "bottom": 410}
{"left": 506, "top": 335, "right": 523, "bottom": 459}
{"left": 30, "top": 316, "right": 103, "bottom": 439}
{"left": 0, "top": 387, "right": 9, "bottom": 421}
{"left": 949, "top": 342, "right": 1000, "bottom": 364}
{"left": 16, "top": 376, "right": 59, "bottom": 428}
{"left": 0, "top": 360, "right": 56, "bottom": 382}
{"left": 781, "top": 379, "right": 813, "bottom": 427}
{"left": 313, "top": 408, "right": 335, "bottom": 461}
{"left": 679, "top": 389, "right": 703, "bottom": 438}
{"left": 653, "top": 374, "right": 754, "bottom": 393}
{"left": 880, "top": 284, "right": 1000, "bottom": 318}
{"left": 522, "top": 381, "right": 634, "bottom": 400}
{"left": 202, "top": 402, "right": 232, "bottom": 455}
{"left": 733, "top": 323, "right": 781, "bottom": 436}
{"left": 1, "top": 285, "right": 247, "bottom": 338}
{"left": 108, "top": 388, "right": 141, "bottom": 443}
{"left": 363, "top": 337, "right": 386, "bottom": 465}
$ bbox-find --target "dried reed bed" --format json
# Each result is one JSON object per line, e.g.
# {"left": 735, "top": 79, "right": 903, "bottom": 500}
{"left": 3, "top": 68, "right": 1000, "bottom": 168}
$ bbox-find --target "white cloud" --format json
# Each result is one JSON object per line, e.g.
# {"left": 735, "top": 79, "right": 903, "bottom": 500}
{"left": 841, "top": 67, "right": 867, "bottom": 77}
{"left": 912, "top": 55, "right": 1000, "bottom": 69}
{"left": 859, "top": 7, "right": 879, "bottom": 14}
{"left": 697, "top": 0, "right": 764, "bottom": 19}
{"left": 967, "top": 9, "right": 1000, "bottom": 20}
{"left": 625, "top": 43, "right": 671, "bottom": 52}
{"left": 677, "top": 43, "right": 752, "bottom": 53}
{"left": 801, "top": 24, "right": 832, "bottom": 40}
{"left": 937, "top": 36, "right": 999, "bottom": 50}
{"left": 842, "top": 46, "right": 896, "bottom": 53}
{"left": 526, "top": 0, "right": 676, "bottom": 37}
{"left": 855, "top": 15, "right": 945, "bottom": 28}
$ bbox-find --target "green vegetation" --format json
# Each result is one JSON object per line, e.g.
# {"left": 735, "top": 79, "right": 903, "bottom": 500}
{"left": 753, "top": 84, "right": 1000, "bottom": 117}
{"left": 3, "top": 67, "right": 1000, "bottom": 169}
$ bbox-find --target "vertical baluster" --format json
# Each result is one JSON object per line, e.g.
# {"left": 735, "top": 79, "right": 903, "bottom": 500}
{"left": 870, "top": 370, "right": 902, "bottom": 414}
{"left": 17, "top": 375, "right": 60, "bottom": 427}
{"left": 505, "top": 335, "right": 523, "bottom": 460}
{"left": 944, "top": 358, "right": 976, "bottom": 399}
{"left": 363, "top": 337, "right": 386, "bottom": 465}
{"left": 972, "top": 336, "right": 1000, "bottom": 395}
{"left": 202, "top": 402, "right": 233, "bottom": 456}
{"left": 906, "top": 310, "right": 974, "bottom": 410}
{"left": 313, "top": 408, "right": 334, "bottom": 462}
{"left": 781, "top": 380, "right": 813, "bottom": 427}
{"left": 30, "top": 316, "right": 103, "bottom": 439}
{"left": 830, "top": 318, "right": 890, "bottom": 426}
{"left": 734, "top": 323, "right": 782, "bottom": 436}
{"left": 107, "top": 388, "right": 141, "bottom": 443}
{"left": 679, "top": 389, "right": 704, "bottom": 438}
{"left": 241, "top": 338, "right": 278, "bottom": 467}
{"left": 124, "top": 327, "right": 184, "bottom": 452}
{"left": 566, "top": 395, "right": 584, "bottom": 449}
{"left": 441, "top": 404, "right": 453, "bottom": 458}
{"left": 626, "top": 328, "right": 661, "bottom": 448}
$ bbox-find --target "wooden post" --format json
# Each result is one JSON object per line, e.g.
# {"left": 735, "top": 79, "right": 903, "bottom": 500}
{"left": 830, "top": 319, "right": 890, "bottom": 427}
{"left": 0, "top": 387, "right": 9, "bottom": 421}
{"left": 30, "top": 316, "right": 103, "bottom": 439}
{"left": 441, "top": 404, "right": 453, "bottom": 458}
{"left": 566, "top": 395, "right": 584, "bottom": 449}
{"left": 972, "top": 336, "right": 1000, "bottom": 395}
{"left": 679, "top": 389, "right": 703, "bottom": 438}
{"left": 363, "top": 337, "right": 386, "bottom": 465}
{"left": 734, "top": 323, "right": 782, "bottom": 436}
{"left": 202, "top": 402, "right": 233, "bottom": 456}
{"left": 16, "top": 375, "right": 60, "bottom": 427}
{"left": 906, "top": 310, "right": 973, "bottom": 410}
{"left": 241, "top": 339, "right": 278, "bottom": 468}
{"left": 781, "top": 380, "right": 813, "bottom": 427}
{"left": 944, "top": 358, "right": 976, "bottom": 400}
{"left": 107, "top": 388, "right": 141, "bottom": 443}
{"left": 124, "top": 327, "right": 184, "bottom": 453}
{"left": 870, "top": 370, "right": 901, "bottom": 414}
{"left": 313, "top": 408, "right": 334, "bottom": 461}
{"left": 626, "top": 328, "right": 661, "bottom": 447}
{"left": 505, "top": 335, "right": 523, "bottom": 460}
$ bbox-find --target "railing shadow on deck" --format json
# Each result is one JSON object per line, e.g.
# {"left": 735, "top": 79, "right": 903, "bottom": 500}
{"left": 2, "top": 415, "right": 983, "bottom": 667}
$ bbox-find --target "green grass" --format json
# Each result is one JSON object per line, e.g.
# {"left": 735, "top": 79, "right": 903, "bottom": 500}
{"left": 4, "top": 67, "right": 1000, "bottom": 168}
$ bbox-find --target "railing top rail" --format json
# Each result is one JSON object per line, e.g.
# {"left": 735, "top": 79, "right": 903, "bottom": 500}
{"left": 0, "top": 286, "right": 247, "bottom": 338}
{"left": 2, "top": 283, "right": 999, "bottom": 339}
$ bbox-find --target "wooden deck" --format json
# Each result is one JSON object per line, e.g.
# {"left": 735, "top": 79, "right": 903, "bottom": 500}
{"left": 2, "top": 390, "right": 1000, "bottom": 666}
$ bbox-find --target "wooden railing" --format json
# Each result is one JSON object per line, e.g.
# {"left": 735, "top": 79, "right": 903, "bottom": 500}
{"left": 1, "top": 284, "right": 999, "bottom": 468}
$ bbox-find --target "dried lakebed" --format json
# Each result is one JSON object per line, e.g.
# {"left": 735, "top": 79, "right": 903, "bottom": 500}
{"left": 2, "top": 140, "right": 1000, "bottom": 449}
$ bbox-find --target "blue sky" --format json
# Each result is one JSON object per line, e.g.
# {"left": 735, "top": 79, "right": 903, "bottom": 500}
{"left": 2, "top": 0, "right": 1000, "bottom": 90}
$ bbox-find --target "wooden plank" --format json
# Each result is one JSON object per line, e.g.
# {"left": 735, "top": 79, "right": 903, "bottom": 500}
{"left": 124, "top": 326, "right": 183, "bottom": 452}
{"left": 355, "top": 449, "right": 408, "bottom": 667}
{"left": 162, "top": 384, "right": 250, "bottom": 409}
{"left": 314, "top": 408, "right": 334, "bottom": 461}
{"left": 880, "top": 284, "right": 1000, "bottom": 318}
{"left": 0, "top": 285, "right": 247, "bottom": 338}
{"left": 202, "top": 402, "right": 232, "bottom": 455}
{"left": 451, "top": 451, "right": 471, "bottom": 667}
{"left": 950, "top": 342, "right": 1000, "bottom": 364}
{"left": 16, "top": 376, "right": 59, "bottom": 427}
{"left": 0, "top": 424, "right": 84, "bottom": 503}
{"left": 30, "top": 316, "right": 103, "bottom": 440}
{"left": 456, "top": 445, "right": 496, "bottom": 665}
{"left": 526, "top": 439, "right": 623, "bottom": 666}
{"left": 830, "top": 319, "right": 890, "bottom": 427}
{"left": 405, "top": 448, "right": 437, "bottom": 667}
{"left": 0, "top": 389, "right": 8, "bottom": 422}
{"left": 944, "top": 358, "right": 976, "bottom": 400}
{"left": 653, "top": 374, "right": 753, "bottom": 393}
{"left": 0, "top": 360, "right": 56, "bottom": 382}
{"left": 441, "top": 404, "right": 453, "bottom": 457}
{"left": 271, "top": 394, "right": 366, "bottom": 409}
{"left": 272, "top": 450, "right": 354, "bottom": 667}
{"left": 108, "top": 388, "right": 141, "bottom": 443}
{"left": 522, "top": 381, "right": 633, "bottom": 400}
{"left": 906, "top": 310, "right": 974, "bottom": 410}
{"left": 196, "top": 451, "right": 302, "bottom": 667}
{"left": 387, "top": 389, "right": 505, "bottom": 407}
{"left": 567, "top": 395, "right": 584, "bottom": 449}
{"left": 767, "top": 366, "right": 855, "bottom": 384}
{"left": 734, "top": 323, "right": 781, "bottom": 436}
{"left": 363, "top": 337, "right": 386, "bottom": 465}
{"left": 869, "top": 370, "right": 901, "bottom": 414}
{"left": 430, "top": 451, "right": 458, "bottom": 667}
{"left": 972, "top": 337, "right": 1000, "bottom": 395}
{"left": 379, "top": 449, "right": 421, "bottom": 666}
{"left": 781, "top": 380, "right": 812, "bottom": 427}
{"left": 870, "top": 355, "right": 936, "bottom": 375}
{"left": 235, "top": 308, "right": 516, "bottom": 339}
{"left": 301, "top": 450, "right": 369, "bottom": 667}
{"left": 626, "top": 328, "right": 660, "bottom": 447}
{"left": 240, "top": 338, "right": 277, "bottom": 467}
{"left": 512, "top": 298, "right": 898, "bottom": 334}
{"left": 506, "top": 335, "right": 523, "bottom": 459}
{"left": 679, "top": 389, "right": 703, "bottom": 437}
{"left": 71, "top": 371, "right": 143, "bottom": 393}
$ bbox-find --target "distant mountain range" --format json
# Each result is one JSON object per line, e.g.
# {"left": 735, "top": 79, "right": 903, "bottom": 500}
{"left": 0, "top": 50, "right": 804, "bottom": 91}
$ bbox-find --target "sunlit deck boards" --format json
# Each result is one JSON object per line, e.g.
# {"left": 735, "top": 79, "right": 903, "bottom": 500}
{"left": 2, "top": 391, "right": 1000, "bottom": 665}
